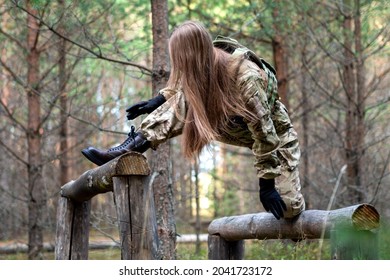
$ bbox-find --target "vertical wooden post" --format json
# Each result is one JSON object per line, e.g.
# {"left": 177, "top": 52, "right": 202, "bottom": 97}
{"left": 55, "top": 196, "right": 90, "bottom": 260}
{"left": 208, "top": 235, "right": 244, "bottom": 260}
{"left": 113, "top": 175, "right": 159, "bottom": 260}
{"left": 57, "top": 153, "right": 158, "bottom": 260}
{"left": 330, "top": 228, "right": 378, "bottom": 260}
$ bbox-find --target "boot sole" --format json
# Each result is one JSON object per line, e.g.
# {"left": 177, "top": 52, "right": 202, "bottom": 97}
{"left": 81, "top": 149, "right": 106, "bottom": 166}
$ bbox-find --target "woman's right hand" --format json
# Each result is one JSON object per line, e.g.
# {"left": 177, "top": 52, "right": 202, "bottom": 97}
{"left": 126, "top": 94, "right": 166, "bottom": 120}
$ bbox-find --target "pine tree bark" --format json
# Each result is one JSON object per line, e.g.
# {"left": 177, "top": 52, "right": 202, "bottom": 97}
{"left": 26, "top": 0, "right": 46, "bottom": 259}
{"left": 58, "top": 0, "right": 70, "bottom": 186}
{"left": 342, "top": 0, "right": 365, "bottom": 203}
{"left": 300, "top": 44, "right": 311, "bottom": 208}
{"left": 272, "top": 1, "right": 289, "bottom": 109}
{"left": 353, "top": 0, "right": 365, "bottom": 200}
{"left": 150, "top": 0, "right": 176, "bottom": 260}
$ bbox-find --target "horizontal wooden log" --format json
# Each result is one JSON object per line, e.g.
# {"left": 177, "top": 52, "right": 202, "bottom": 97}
{"left": 60, "top": 152, "right": 150, "bottom": 202}
{"left": 208, "top": 204, "right": 380, "bottom": 241}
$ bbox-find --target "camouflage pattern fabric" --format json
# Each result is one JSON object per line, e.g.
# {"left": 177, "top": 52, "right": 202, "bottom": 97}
{"left": 138, "top": 52, "right": 305, "bottom": 218}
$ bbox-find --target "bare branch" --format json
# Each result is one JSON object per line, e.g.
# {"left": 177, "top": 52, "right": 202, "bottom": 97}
{"left": 12, "top": 0, "right": 153, "bottom": 75}
{"left": 0, "top": 137, "right": 28, "bottom": 166}
{"left": 369, "top": 151, "right": 390, "bottom": 205}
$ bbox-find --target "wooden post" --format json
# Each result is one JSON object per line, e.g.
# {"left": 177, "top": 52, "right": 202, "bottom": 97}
{"left": 208, "top": 235, "right": 244, "bottom": 260}
{"left": 114, "top": 175, "right": 159, "bottom": 260}
{"left": 56, "top": 152, "right": 159, "bottom": 260}
{"left": 55, "top": 197, "right": 90, "bottom": 260}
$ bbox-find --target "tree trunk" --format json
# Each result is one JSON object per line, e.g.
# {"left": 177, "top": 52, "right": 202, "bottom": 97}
{"left": 1, "top": 27, "right": 10, "bottom": 108}
{"left": 300, "top": 44, "right": 311, "bottom": 208}
{"left": 272, "top": 1, "right": 289, "bottom": 109}
{"left": 193, "top": 158, "right": 201, "bottom": 255}
{"left": 342, "top": 0, "right": 364, "bottom": 203}
{"left": 26, "top": 0, "right": 46, "bottom": 260}
{"left": 58, "top": 0, "right": 70, "bottom": 186}
{"left": 219, "top": 144, "right": 228, "bottom": 216}
{"left": 150, "top": 0, "right": 175, "bottom": 260}
{"left": 353, "top": 0, "right": 365, "bottom": 201}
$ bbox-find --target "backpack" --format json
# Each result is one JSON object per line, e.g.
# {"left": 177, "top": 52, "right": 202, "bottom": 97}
{"left": 213, "top": 35, "right": 279, "bottom": 108}
{"left": 213, "top": 35, "right": 276, "bottom": 75}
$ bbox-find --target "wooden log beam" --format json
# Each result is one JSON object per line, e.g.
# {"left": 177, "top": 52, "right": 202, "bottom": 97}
{"left": 60, "top": 152, "right": 150, "bottom": 202}
{"left": 208, "top": 204, "right": 380, "bottom": 241}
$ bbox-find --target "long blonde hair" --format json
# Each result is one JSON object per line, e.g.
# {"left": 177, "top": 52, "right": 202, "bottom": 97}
{"left": 167, "top": 21, "right": 256, "bottom": 158}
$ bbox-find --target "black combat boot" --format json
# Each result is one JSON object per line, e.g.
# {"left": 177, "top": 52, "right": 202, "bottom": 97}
{"left": 81, "top": 126, "right": 150, "bottom": 166}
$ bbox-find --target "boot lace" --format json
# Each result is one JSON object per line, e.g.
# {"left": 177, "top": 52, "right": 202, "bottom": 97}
{"left": 107, "top": 126, "right": 137, "bottom": 152}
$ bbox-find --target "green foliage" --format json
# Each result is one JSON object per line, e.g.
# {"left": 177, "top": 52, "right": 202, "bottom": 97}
{"left": 379, "top": 222, "right": 390, "bottom": 260}
{"left": 30, "top": 0, "right": 47, "bottom": 9}
{"left": 245, "top": 239, "right": 331, "bottom": 260}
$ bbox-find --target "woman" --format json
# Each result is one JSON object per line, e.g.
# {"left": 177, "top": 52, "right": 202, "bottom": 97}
{"left": 82, "top": 21, "right": 305, "bottom": 220}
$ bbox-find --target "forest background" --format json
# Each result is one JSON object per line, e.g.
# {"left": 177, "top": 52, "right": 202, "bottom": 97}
{"left": 0, "top": 0, "right": 389, "bottom": 260}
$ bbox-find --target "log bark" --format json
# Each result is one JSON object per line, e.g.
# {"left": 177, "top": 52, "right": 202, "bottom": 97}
{"left": 208, "top": 204, "right": 379, "bottom": 241}
{"left": 60, "top": 152, "right": 150, "bottom": 202}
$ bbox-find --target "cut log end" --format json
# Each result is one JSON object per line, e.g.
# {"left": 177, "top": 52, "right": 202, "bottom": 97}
{"left": 352, "top": 204, "right": 380, "bottom": 231}
{"left": 115, "top": 152, "right": 150, "bottom": 176}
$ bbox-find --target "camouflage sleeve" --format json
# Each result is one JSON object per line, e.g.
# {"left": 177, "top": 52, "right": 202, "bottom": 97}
{"left": 159, "top": 87, "right": 177, "bottom": 100}
{"left": 242, "top": 74, "right": 282, "bottom": 179}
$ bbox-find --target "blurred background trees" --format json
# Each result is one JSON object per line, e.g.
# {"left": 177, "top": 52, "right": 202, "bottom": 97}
{"left": 0, "top": 0, "right": 389, "bottom": 259}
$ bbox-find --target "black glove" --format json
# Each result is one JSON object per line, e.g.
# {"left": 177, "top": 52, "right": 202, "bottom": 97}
{"left": 259, "top": 178, "right": 287, "bottom": 220}
{"left": 126, "top": 94, "right": 166, "bottom": 120}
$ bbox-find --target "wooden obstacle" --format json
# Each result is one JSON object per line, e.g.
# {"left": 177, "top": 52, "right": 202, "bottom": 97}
{"left": 208, "top": 204, "right": 380, "bottom": 260}
{"left": 55, "top": 152, "right": 159, "bottom": 260}
{"left": 55, "top": 152, "right": 381, "bottom": 260}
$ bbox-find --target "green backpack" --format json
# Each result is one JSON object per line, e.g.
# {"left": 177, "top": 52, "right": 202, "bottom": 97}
{"left": 213, "top": 35, "right": 278, "bottom": 108}
{"left": 213, "top": 35, "right": 276, "bottom": 75}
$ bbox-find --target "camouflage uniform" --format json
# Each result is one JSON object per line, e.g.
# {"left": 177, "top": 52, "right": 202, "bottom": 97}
{"left": 138, "top": 49, "right": 305, "bottom": 218}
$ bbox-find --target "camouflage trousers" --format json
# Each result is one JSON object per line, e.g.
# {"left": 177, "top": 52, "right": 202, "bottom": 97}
{"left": 138, "top": 91, "right": 305, "bottom": 218}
